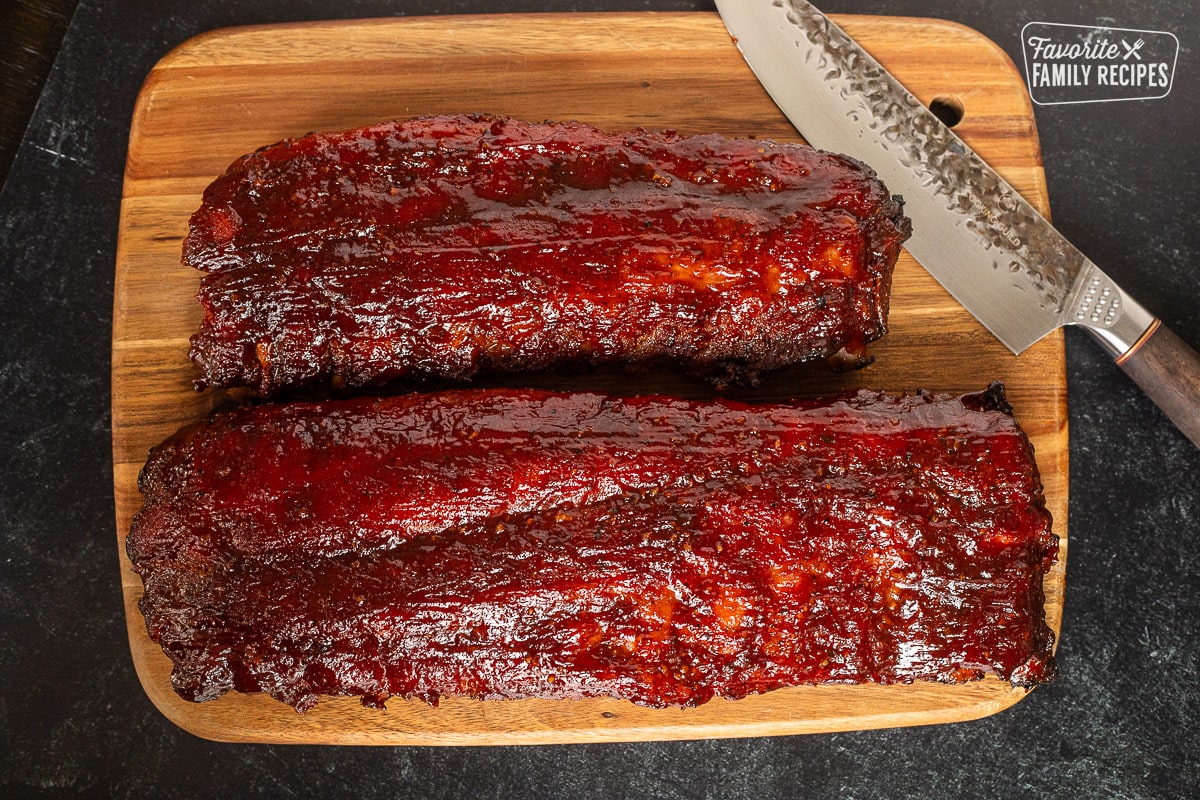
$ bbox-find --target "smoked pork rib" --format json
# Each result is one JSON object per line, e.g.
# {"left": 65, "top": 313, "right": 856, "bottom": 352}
{"left": 128, "top": 385, "right": 1057, "bottom": 711}
{"left": 184, "top": 114, "right": 910, "bottom": 395}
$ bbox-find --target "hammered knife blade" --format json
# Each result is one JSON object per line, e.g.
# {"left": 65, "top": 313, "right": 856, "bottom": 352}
{"left": 715, "top": 0, "right": 1200, "bottom": 447}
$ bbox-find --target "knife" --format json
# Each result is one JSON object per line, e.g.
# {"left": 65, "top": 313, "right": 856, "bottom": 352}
{"left": 715, "top": 0, "right": 1200, "bottom": 447}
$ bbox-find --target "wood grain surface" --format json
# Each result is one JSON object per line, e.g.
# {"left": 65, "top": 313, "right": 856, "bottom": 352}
{"left": 112, "top": 12, "right": 1068, "bottom": 744}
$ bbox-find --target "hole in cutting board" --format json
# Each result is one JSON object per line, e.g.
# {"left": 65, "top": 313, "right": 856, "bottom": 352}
{"left": 929, "top": 95, "right": 965, "bottom": 127}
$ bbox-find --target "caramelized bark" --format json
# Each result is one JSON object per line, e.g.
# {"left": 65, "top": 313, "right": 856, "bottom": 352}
{"left": 129, "top": 385, "right": 1057, "bottom": 711}
{"left": 184, "top": 114, "right": 909, "bottom": 395}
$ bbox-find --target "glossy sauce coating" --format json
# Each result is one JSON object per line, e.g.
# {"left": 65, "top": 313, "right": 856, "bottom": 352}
{"left": 185, "top": 114, "right": 910, "bottom": 395}
{"left": 129, "top": 385, "right": 1057, "bottom": 711}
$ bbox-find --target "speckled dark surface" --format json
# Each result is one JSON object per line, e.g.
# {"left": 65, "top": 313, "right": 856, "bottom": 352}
{"left": 1, "top": 1, "right": 1197, "bottom": 797}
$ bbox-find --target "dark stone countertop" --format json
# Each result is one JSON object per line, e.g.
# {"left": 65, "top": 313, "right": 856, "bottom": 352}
{"left": 1, "top": 1, "right": 1197, "bottom": 797}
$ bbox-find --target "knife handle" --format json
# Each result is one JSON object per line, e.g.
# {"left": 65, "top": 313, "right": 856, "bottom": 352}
{"left": 1114, "top": 320, "right": 1200, "bottom": 448}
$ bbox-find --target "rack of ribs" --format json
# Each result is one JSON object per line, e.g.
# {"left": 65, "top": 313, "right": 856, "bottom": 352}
{"left": 127, "top": 384, "right": 1057, "bottom": 711}
{"left": 184, "top": 114, "right": 910, "bottom": 396}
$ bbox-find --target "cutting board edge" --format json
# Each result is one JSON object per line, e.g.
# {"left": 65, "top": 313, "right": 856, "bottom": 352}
{"left": 138, "top": 11, "right": 1004, "bottom": 70}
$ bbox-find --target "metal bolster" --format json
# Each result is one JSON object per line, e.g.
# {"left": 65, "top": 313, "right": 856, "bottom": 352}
{"left": 1065, "top": 261, "right": 1157, "bottom": 358}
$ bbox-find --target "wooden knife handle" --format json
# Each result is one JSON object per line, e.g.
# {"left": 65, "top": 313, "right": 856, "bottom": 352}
{"left": 1116, "top": 320, "right": 1200, "bottom": 447}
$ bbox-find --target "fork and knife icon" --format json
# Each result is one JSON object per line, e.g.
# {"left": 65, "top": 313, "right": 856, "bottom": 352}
{"left": 1121, "top": 38, "right": 1146, "bottom": 60}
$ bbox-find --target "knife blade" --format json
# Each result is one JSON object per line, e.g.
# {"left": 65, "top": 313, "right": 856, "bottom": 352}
{"left": 715, "top": 0, "right": 1200, "bottom": 447}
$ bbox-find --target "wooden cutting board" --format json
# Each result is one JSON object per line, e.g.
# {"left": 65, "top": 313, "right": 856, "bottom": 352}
{"left": 112, "top": 12, "right": 1068, "bottom": 745}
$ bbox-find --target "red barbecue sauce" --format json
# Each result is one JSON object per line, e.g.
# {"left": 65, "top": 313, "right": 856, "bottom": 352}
{"left": 129, "top": 386, "right": 1056, "bottom": 711}
{"left": 184, "top": 115, "right": 909, "bottom": 395}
